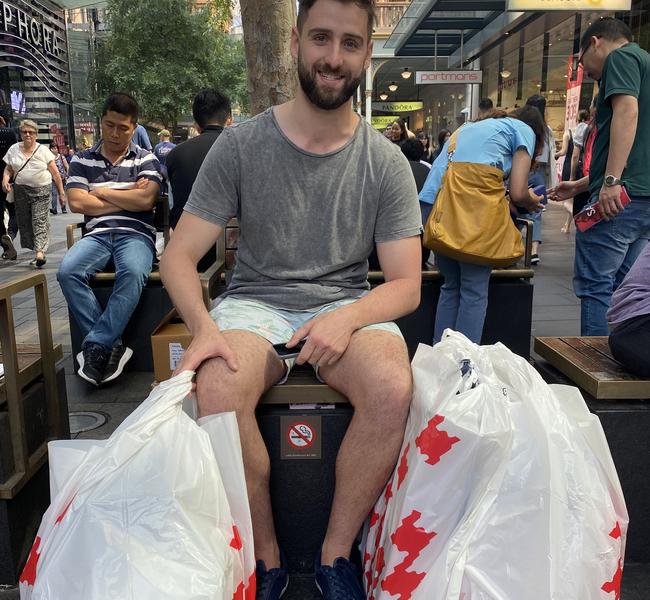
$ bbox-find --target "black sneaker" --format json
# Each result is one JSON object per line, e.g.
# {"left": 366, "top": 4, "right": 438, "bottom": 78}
{"left": 256, "top": 556, "right": 289, "bottom": 600}
{"left": 77, "top": 343, "right": 110, "bottom": 386}
{"left": 315, "top": 553, "right": 365, "bottom": 600}
{"left": 102, "top": 345, "right": 133, "bottom": 383}
{"left": 531, "top": 253, "right": 540, "bottom": 265}
{"left": 1, "top": 234, "right": 16, "bottom": 260}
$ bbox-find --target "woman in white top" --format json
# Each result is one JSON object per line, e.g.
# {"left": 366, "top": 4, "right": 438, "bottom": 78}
{"left": 1, "top": 119, "right": 66, "bottom": 267}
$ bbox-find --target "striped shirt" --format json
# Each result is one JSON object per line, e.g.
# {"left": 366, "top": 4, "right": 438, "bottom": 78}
{"left": 66, "top": 141, "right": 163, "bottom": 245}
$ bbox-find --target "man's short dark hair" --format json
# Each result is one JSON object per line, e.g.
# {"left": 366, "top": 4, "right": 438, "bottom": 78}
{"left": 297, "top": 0, "right": 375, "bottom": 40}
{"left": 401, "top": 138, "right": 424, "bottom": 162}
{"left": 580, "top": 17, "right": 632, "bottom": 53}
{"left": 102, "top": 92, "right": 139, "bottom": 123}
{"left": 192, "top": 89, "right": 231, "bottom": 129}
{"left": 478, "top": 98, "right": 494, "bottom": 111}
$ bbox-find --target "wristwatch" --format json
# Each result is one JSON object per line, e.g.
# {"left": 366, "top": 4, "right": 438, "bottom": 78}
{"left": 604, "top": 175, "right": 623, "bottom": 187}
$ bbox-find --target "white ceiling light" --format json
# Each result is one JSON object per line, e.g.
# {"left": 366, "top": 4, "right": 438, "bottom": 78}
{"left": 388, "top": 82, "right": 398, "bottom": 92}
{"left": 500, "top": 70, "right": 511, "bottom": 79}
{"left": 379, "top": 92, "right": 388, "bottom": 101}
{"left": 401, "top": 68, "right": 412, "bottom": 79}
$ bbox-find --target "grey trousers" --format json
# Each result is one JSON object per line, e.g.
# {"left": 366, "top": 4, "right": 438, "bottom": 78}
{"left": 14, "top": 184, "right": 50, "bottom": 253}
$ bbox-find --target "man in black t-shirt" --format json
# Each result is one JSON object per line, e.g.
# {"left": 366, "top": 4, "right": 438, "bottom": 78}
{"left": 166, "top": 89, "right": 231, "bottom": 231}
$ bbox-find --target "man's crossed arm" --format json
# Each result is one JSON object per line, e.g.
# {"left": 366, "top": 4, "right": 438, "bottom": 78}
{"left": 67, "top": 178, "right": 159, "bottom": 216}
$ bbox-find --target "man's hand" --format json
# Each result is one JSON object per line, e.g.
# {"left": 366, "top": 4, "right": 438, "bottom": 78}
{"left": 523, "top": 188, "right": 544, "bottom": 213}
{"left": 173, "top": 323, "right": 239, "bottom": 375}
{"left": 548, "top": 181, "right": 576, "bottom": 202}
{"left": 287, "top": 307, "right": 358, "bottom": 368}
{"left": 2, "top": 180, "right": 11, "bottom": 194}
{"left": 134, "top": 177, "right": 149, "bottom": 190}
{"left": 598, "top": 184, "right": 624, "bottom": 220}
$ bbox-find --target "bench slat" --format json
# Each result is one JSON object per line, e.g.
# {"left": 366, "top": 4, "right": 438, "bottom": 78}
{"left": 261, "top": 367, "right": 348, "bottom": 405}
{"left": 534, "top": 336, "right": 650, "bottom": 400}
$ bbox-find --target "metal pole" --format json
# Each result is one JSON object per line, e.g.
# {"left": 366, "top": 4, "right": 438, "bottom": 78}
{"left": 365, "top": 59, "right": 373, "bottom": 124}
{"left": 434, "top": 31, "right": 438, "bottom": 70}
{"left": 460, "top": 30, "right": 464, "bottom": 67}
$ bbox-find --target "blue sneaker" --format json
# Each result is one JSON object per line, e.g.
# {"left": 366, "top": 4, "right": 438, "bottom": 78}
{"left": 255, "top": 557, "right": 289, "bottom": 600}
{"left": 314, "top": 553, "right": 365, "bottom": 599}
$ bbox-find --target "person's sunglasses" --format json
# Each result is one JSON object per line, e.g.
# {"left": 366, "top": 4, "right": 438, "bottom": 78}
{"left": 21, "top": 130, "right": 36, "bottom": 135}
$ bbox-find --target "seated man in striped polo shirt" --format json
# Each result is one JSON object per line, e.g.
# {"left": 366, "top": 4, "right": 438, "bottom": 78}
{"left": 58, "top": 93, "right": 163, "bottom": 386}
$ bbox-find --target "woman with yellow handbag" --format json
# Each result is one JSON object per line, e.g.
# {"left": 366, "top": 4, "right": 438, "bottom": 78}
{"left": 420, "top": 106, "right": 546, "bottom": 344}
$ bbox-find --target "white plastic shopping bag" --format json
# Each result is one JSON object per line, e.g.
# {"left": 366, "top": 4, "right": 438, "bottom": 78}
{"left": 364, "top": 331, "right": 628, "bottom": 600}
{"left": 19, "top": 371, "right": 255, "bottom": 600}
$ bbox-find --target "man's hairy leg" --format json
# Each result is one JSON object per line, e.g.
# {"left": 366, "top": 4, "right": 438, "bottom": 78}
{"left": 318, "top": 329, "right": 412, "bottom": 566}
{"left": 196, "top": 330, "right": 285, "bottom": 568}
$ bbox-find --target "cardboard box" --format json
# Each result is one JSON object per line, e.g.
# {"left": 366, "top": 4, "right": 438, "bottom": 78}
{"left": 151, "top": 310, "right": 193, "bottom": 382}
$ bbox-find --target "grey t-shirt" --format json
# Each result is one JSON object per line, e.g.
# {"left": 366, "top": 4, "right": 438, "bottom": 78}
{"left": 607, "top": 241, "right": 650, "bottom": 328}
{"left": 185, "top": 108, "right": 421, "bottom": 310}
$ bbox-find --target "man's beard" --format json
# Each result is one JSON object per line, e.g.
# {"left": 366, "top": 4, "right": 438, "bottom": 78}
{"left": 297, "top": 52, "right": 361, "bottom": 110}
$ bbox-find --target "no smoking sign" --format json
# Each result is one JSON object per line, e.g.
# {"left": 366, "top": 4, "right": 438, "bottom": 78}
{"left": 281, "top": 416, "right": 322, "bottom": 460}
{"left": 288, "top": 422, "right": 315, "bottom": 449}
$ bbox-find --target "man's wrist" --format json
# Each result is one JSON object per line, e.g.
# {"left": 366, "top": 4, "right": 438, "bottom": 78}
{"left": 604, "top": 174, "right": 623, "bottom": 187}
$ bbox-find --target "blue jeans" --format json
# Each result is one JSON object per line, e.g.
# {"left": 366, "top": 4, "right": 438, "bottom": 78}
{"left": 573, "top": 195, "right": 650, "bottom": 336}
{"left": 57, "top": 232, "right": 154, "bottom": 350}
{"left": 434, "top": 254, "right": 492, "bottom": 344}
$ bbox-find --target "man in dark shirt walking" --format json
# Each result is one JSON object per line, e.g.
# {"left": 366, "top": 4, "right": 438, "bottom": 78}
{"left": 551, "top": 18, "right": 650, "bottom": 335}
{"left": 166, "top": 89, "right": 231, "bottom": 230}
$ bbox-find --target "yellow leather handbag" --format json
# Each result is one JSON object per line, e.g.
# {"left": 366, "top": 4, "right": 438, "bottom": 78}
{"left": 423, "top": 133, "right": 524, "bottom": 267}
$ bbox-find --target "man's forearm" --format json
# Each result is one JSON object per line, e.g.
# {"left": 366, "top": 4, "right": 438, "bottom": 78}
{"left": 340, "top": 278, "right": 421, "bottom": 330}
{"left": 69, "top": 191, "right": 120, "bottom": 216}
{"left": 570, "top": 150, "right": 580, "bottom": 181}
{"left": 94, "top": 187, "right": 157, "bottom": 212}
{"left": 606, "top": 98, "right": 638, "bottom": 179}
{"left": 160, "top": 252, "right": 216, "bottom": 336}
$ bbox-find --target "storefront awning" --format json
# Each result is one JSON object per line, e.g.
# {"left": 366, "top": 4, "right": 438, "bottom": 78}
{"left": 385, "top": 0, "right": 506, "bottom": 57}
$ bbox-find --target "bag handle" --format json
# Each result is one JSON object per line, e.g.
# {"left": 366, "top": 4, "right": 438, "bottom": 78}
{"left": 10, "top": 144, "right": 40, "bottom": 183}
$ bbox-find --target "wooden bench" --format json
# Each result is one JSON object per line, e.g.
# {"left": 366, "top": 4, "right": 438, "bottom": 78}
{"left": 534, "top": 336, "right": 650, "bottom": 401}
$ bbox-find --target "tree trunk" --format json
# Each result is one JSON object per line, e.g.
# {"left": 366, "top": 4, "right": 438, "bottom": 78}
{"left": 240, "top": 0, "right": 297, "bottom": 115}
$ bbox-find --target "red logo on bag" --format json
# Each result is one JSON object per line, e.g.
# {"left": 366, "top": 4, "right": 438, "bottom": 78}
{"left": 19, "top": 536, "right": 41, "bottom": 586}
{"left": 609, "top": 522, "right": 622, "bottom": 540}
{"left": 601, "top": 522, "right": 623, "bottom": 599}
{"left": 230, "top": 525, "right": 243, "bottom": 550}
{"left": 415, "top": 415, "right": 460, "bottom": 466}
{"left": 55, "top": 495, "right": 76, "bottom": 524}
{"left": 397, "top": 443, "right": 410, "bottom": 490}
{"left": 380, "top": 510, "right": 436, "bottom": 600}
{"left": 233, "top": 572, "right": 256, "bottom": 600}
{"left": 601, "top": 559, "right": 622, "bottom": 600}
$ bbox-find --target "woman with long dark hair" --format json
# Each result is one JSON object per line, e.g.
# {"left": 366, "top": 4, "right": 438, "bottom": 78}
{"left": 419, "top": 106, "right": 545, "bottom": 343}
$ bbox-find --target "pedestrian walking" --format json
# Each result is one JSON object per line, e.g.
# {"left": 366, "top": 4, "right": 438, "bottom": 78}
{"left": 1, "top": 119, "right": 66, "bottom": 267}
{"left": 551, "top": 17, "right": 650, "bottom": 335}
{"left": 49, "top": 141, "right": 68, "bottom": 214}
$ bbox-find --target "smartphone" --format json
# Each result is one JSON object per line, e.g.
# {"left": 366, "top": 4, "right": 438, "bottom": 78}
{"left": 532, "top": 184, "right": 547, "bottom": 205}
{"left": 272, "top": 339, "right": 306, "bottom": 360}
{"left": 574, "top": 186, "right": 631, "bottom": 232}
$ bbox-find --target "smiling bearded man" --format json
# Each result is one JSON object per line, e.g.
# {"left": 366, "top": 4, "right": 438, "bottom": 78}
{"left": 160, "top": 1, "right": 423, "bottom": 598}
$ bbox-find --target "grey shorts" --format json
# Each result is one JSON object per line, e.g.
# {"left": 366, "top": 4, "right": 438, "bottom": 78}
{"left": 209, "top": 296, "right": 403, "bottom": 383}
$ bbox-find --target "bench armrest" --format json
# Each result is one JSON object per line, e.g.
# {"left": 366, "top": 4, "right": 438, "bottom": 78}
{"left": 516, "top": 218, "right": 534, "bottom": 268}
{"left": 199, "top": 258, "right": 226, "bottom": 309}
{"left": 66, "top": 222, "right": 85, "bottom": 249}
